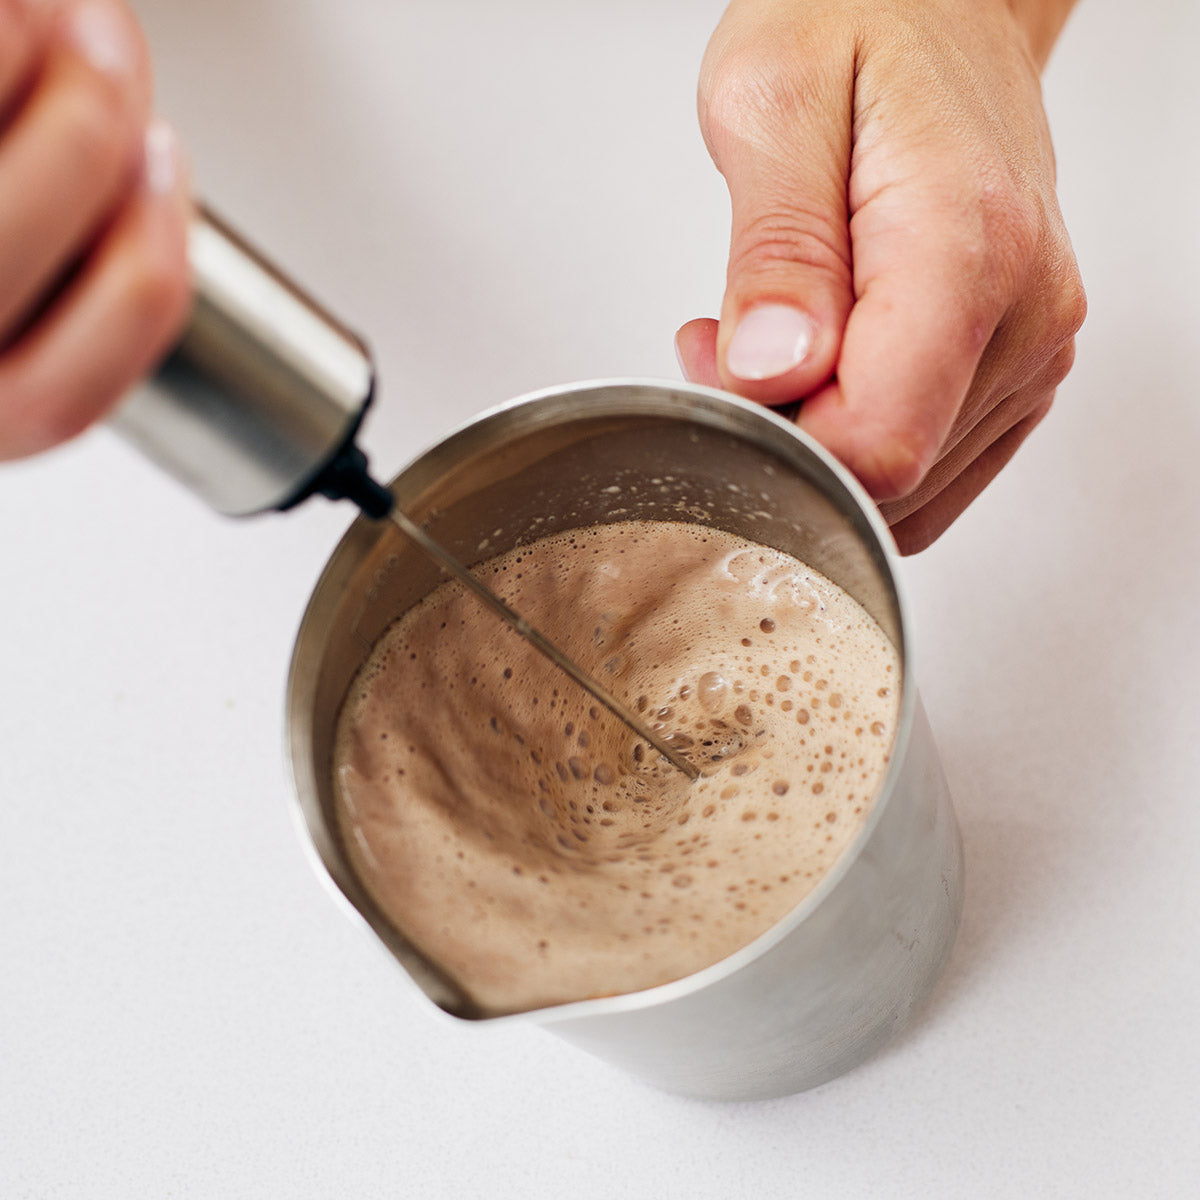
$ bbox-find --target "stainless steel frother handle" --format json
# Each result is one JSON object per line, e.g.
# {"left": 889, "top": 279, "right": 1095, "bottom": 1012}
{"left": 112, "top": 204, "right": 381, "bottom": 517}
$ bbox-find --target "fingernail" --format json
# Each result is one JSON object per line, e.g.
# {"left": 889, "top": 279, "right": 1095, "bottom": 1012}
{"left": 65, "top": 0, "right": 135, "bottom": 76}
{"left": 726, "top": 304, "right": 815, "bottom": 381}
{"left": 142, "top": 119, "right": 179, "bottom": 195}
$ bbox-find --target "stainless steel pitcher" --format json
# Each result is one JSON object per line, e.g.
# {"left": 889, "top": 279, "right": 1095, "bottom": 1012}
{"left": 285, "top": 380, "right": 964, "bottom": 1101}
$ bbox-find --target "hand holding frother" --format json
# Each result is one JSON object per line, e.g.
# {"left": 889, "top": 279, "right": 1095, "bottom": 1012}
{"left": 0, "top": 0, "right": 190, "bottom": 462}
{"left": 0, "top": 2, "right": 695, "bottom": 773}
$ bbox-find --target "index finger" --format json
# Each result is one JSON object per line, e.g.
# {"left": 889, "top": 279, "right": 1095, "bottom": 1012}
{"left": 795, "top": 194, "right": 1014, "bottom": 501}
{"left": 0, "top": 0, "right": 52, "bottom": 119}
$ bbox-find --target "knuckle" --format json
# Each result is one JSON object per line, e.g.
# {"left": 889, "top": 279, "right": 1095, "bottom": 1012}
{"left": 984, "top": 182, "right": 1042, "bottom": 270}
{"left": 962, "top": 171, "right": 1043, "bottom": 296}
{"left": 727, "top": 209, "right": 850, "bottom": 286}
{"left": 53, "top": 77, "right": 135, "bottom": 178}
{"left": 36, "top": 398, "right": 100, "bottom": 449}
{"left": 1041, "top": 339, "right": 1076, "bottom": 390}
{"left": 0, "top": 0, "right": 36, "bottom": 37}
{"left": 1023, "top": 261, "right": 1086, "bottom": 374}
{"left": 0, "top": 0, "right": 32, "bottom": 62}
{"left": 1027, "top": 394, "right": 1055, "bottom": 426}
{"left": 891, "top": 513, "right": 944, "bottom": 556}
{"left": 1052, "top": 338, "right": 1076, "bottom": 381}
{"left": 1053, "top": 265, "right": 1088, "bottom": 342}
{"left": 861, "top": 429, "right": 937, "bottom": 502}
{"left": 962, "top": 177, "right": 1088, "bottom": 358}
{"left": 700, "top": 41, "right": 835, "bottom": 162}
{"left": 120, "top": 241, "right": 191, "bottom": 341}
{"left": 8, "top": 382, "right": 104, "bottom": 455}
{"left": 878, "top": 479, "right": 948, "bottom": 554}
{"left": 700, "top": 46, "right": 781, "bottom": 147}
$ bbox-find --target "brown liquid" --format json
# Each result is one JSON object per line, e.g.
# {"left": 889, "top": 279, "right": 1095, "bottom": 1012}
{"left": 333, "top": 521, "right": 899, "bottom": 1014}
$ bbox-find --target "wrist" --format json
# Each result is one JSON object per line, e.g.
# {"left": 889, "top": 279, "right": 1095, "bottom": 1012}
{"left": 1004, "top": 0, "right": 1079, "bottom": 70}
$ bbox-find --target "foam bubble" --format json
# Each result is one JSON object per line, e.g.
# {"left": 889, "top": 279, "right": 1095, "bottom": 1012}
{"left": 332, "top": 520, "right": 899, "bottom": 1015}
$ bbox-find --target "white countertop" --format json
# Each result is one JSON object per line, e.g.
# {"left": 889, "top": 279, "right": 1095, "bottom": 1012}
{"left": 2, "top": 1, "right": 1197, "bottom": 1195}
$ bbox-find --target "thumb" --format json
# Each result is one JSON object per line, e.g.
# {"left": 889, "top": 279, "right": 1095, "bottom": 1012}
{"left": 700, "top": 45, "right": 855, "bottom": 404}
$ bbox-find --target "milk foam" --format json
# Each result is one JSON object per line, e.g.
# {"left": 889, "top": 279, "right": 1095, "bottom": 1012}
{"left": 333, "top": 521, "right": 899, "bottom": 1014}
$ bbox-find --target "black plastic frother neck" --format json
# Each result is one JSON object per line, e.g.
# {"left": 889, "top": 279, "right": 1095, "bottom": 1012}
{"left": 307, "top": 439, "right": 395, "bottom": 519}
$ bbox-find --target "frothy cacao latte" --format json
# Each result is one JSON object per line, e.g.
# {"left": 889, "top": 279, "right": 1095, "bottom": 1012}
{"left": 333, "top": 521, "right": 899, "bottom": 1014}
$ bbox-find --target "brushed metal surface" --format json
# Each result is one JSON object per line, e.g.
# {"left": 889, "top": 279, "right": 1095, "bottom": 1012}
{"left": 112, "top": 206, "right": 374, "bottom": 516}
{"left": 286, "top": 380, "right": 963, "bottom": 1097}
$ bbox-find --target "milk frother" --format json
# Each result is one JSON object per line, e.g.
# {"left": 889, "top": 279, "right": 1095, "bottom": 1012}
{"left": 113, "top": 205, "right": 697, "bottom": 777}
{"left": 113, "top": 204, "right": 393, "bottom": 520}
